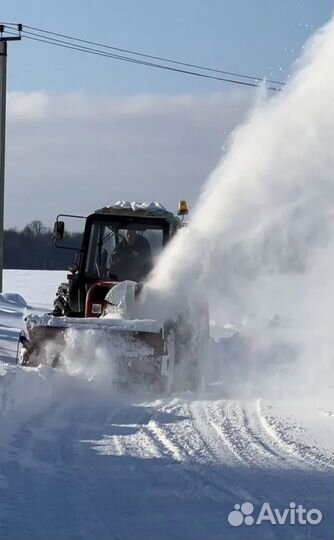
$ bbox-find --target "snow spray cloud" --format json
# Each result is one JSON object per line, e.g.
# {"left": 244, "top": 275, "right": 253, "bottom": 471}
{"left": 59, "top": 328, "right": 118, "bottom": 384}
{"left": 60, "top": 327, "right": 154, "bottom": 392}
{"left": 146, "top": 20, "right": 334, "bottom": 397}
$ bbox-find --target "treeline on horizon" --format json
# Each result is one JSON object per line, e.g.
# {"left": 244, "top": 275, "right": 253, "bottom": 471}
{"left": 4, "top": 221, "right": 83, "bottom": 270}
{"left": 4, "top": 220, "right": 312, "bottom": 272}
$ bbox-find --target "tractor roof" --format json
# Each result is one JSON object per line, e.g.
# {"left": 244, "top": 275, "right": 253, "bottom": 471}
{"left": 93, "top": 201, "right": 181, "bottom": 225}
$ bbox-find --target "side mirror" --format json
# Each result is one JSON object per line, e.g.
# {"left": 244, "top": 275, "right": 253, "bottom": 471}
{"left": 53, "top": 220, "right": 65, "bottom": 241}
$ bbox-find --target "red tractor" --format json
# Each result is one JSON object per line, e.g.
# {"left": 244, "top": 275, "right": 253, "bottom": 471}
{"left": 19, "top": 202, "right": 208, "bottom": 393}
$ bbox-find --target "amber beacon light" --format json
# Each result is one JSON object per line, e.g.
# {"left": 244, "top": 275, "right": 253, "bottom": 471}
{"left": 177, "top": 200, "right": 189, "bottom": 216}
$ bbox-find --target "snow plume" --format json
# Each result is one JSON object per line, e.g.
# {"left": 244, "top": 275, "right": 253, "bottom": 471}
{"left": 146, "top": 20, "right": 334, "bottom": 398}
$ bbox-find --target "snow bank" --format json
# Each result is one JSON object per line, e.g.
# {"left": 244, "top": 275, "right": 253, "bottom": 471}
{"left": 0, "top": 293, "right": 27, "bottom": 309}
{"left": 0, "top": 292, "right": 27, "bottom": 320}
{"left": 0, "top": 364, "right": 70, "bottom": 416}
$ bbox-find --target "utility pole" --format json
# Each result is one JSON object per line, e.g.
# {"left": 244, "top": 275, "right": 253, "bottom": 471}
{"left": 0, "top": 24, "right": 21, "bottom": 292}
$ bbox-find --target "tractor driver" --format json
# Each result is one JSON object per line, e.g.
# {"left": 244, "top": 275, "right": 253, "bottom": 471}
{"left": 110, "top": 229, "right": 153, "bottom": 282}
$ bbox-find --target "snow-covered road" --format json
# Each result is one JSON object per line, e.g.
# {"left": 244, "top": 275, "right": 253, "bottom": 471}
{"left": 0, "top": 271, "right": 333, "bottom": 540}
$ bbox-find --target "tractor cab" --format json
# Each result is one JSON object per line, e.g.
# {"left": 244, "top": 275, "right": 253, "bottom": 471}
{"left": 53, "top": 202, "right": 188, "bottom": 317}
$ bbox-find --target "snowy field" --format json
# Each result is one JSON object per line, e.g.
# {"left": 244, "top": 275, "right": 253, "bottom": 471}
{"left": 0, "top": 269, "right": 333, "bottom": 540}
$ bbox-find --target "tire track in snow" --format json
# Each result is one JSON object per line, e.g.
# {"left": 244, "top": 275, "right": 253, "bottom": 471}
{"left": 139, "top": 400, "right": 244, "bottom": 502}
{"left": 190, "top": 400, "right": 284, "bottom": 468}
{"left": 189, "top": 400, "right": 245, "bottom": 466}
{"left": 257, "top": 399, "right": 334, "bottom": 471}
{"left": 188, "top": 399, "right": 334, "bottom": 472}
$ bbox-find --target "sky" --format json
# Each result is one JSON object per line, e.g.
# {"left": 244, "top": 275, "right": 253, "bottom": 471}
{"left": 1, "top": 0, "right": 333, "bottom": 228}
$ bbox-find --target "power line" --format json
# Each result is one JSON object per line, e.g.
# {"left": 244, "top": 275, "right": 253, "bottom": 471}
{"left": 21, "top": 23, "right": 286, "bottom": 87}
{"left": 1, "top": 23, "right": 285, "bottom": 91}
{"left": 22, "top": 32, "right": 282, "bottom": 90}
{"left": 5, "top": 28, "right": 279, "bottom": 90}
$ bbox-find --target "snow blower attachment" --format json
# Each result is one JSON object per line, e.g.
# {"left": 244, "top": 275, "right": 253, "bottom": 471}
{"left": 18, "top": 201, "right": 208, "bottom": 393}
